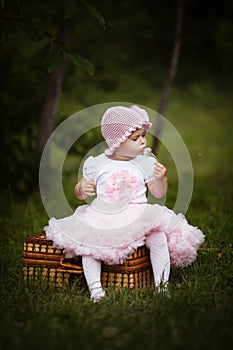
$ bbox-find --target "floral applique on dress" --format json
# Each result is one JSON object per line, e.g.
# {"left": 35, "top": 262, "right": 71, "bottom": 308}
{"left": 105, "top": 170, "right": 139, "bottom": 201}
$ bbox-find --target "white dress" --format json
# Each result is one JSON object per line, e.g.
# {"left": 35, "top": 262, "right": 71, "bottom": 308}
{"left": 45, "top": 154, "right": 205, "bottom": 267}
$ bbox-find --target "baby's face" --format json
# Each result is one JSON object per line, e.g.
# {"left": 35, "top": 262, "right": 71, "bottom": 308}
{"left": 114, "top": 128, "right": 147, "bottom": 159}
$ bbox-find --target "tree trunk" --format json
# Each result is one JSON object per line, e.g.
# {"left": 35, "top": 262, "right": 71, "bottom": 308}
{"left": 152, "top": 0, "right": 185, "bottom": 154}
{"left": 36, "top": 23, "right": 68, "bottom": 153}
{"left": 36, "top": 65, "right": 65, "bottom": 152}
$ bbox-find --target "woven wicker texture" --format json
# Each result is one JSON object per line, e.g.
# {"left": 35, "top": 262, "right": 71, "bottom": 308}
{"left": 22, "top": 233, "right": 154, "bottom": 288}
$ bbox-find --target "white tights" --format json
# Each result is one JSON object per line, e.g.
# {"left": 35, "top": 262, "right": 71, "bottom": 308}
{"left": 82, "top": 231, "right": 170, "bottom": 293}
{"left": 145, "top": 231, "right": 170, "bottom": 287}
{"left": 82, "top": 255, "right": 102, "bottom": 292}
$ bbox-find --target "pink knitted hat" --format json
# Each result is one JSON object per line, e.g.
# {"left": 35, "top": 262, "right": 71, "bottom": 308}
{"left": 101, "top": 105, "right": 152, "bottom": 156}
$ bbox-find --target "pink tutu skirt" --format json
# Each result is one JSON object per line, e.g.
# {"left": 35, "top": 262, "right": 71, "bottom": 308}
{"left": 45, "top": 200, "right": 204, "bottom": 267}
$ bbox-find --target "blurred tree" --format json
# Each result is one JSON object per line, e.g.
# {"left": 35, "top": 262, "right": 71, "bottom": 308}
{"left": 35, "top": 0, "right": 105, "bottom": 152}
{"left": 0, "top": 0, "right": 232, "bottom": 196}
{"left": 0, "top": 0, "right": 105, "bottom": 194}
{"left": 152, "top": 0, "right": 185, "bottom": 153}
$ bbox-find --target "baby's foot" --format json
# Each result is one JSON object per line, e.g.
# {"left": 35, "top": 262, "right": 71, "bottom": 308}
{"left": 90, "top": 287, "right": 106, "bottom": 303}
{"left": 156, "top": 283, "right": 171, "bottom": 298}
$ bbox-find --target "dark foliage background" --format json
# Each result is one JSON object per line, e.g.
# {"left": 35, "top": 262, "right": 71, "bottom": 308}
{"left": 0, "top": 0, "right": 232, "bottom": 195}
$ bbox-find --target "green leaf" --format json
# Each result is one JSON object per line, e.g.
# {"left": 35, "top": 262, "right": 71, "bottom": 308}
{"left": 67, "top": 53, "right": 95, "bottom": 76}
{"left": 80, "top": 0, "right": 106, "bottom": 29}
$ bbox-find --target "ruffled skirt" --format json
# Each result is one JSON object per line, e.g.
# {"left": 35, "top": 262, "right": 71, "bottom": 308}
{"left": 45, "top": 199, "right": 204, "bottom": 267}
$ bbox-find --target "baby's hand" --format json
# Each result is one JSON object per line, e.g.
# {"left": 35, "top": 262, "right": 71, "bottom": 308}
{"left": 153, "top": 162, "right": 167, "bottom": 181}
{"left": 148, "top": 161, "right": 168, "bottom": 198}
{"left": 75, "top": 178, "right": 96, "bottom": 199}
{"left": 80, "top": 178, "right": 96, "bottom": 197}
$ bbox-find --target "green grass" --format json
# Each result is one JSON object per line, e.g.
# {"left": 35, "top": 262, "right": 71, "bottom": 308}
{"left": 0, "top": 246, "right": 232, "bottom": 350}
{"left": 0, "top": 76, "right": 233, "bottom": 350}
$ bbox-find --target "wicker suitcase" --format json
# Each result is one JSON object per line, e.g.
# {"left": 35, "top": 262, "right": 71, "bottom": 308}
{"left": 22, "top": 233, "right": 154, "bottom": 289}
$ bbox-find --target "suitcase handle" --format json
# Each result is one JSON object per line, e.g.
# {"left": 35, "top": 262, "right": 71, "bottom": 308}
{"left": 60, "top": 257, "right": 83, "bottom": 272}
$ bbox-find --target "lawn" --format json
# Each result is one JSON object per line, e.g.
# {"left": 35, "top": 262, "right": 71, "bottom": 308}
{"left": 0, "top": 77, "right": 232, "bottom": 350}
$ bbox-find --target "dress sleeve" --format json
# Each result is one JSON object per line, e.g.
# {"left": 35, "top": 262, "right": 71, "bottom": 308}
{"left": 82, "top": 156, "right": 95, "bottom": 180}
{"left": 82, "top": 153, "right": 107, "bottom": 180}
{"left": 134, "top": 155, "right": 156, "bottom": 183}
